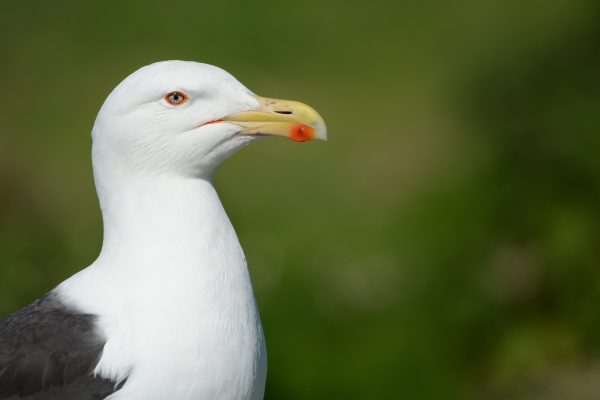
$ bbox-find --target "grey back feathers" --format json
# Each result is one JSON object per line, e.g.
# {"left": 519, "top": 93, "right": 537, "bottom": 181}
{"left": 0, "top": 294, "right": 124, "bottom": 399}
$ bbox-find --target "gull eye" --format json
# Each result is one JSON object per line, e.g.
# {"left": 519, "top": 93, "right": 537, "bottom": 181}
{"left": 165, "top": 91, "right": 189, "bottom": 106}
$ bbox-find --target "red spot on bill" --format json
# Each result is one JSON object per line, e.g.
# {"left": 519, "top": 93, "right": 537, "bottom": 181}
{"left": 289, "top": 124, "right": 315, "bottom": 142}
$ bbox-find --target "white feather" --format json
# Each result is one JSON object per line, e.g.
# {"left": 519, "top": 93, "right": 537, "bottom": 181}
{"left": 56, "top": 61, "right": 267, "bottom": 400}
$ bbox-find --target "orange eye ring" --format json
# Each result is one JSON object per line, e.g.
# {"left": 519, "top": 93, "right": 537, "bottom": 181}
{"left": 165, "top": 91, "right": 189, "bottom": 106}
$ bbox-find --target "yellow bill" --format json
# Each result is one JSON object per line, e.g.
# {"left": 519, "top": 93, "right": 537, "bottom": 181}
{"left": 224, "top": 96, "right": 327, "bottom": 142}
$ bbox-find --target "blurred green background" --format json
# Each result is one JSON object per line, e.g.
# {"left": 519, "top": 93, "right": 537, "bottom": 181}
{"left": 1, "top": 0, "right": 600, "bottom": 398}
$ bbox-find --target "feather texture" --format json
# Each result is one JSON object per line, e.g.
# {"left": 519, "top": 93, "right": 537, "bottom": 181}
{"left": 0, "top": 294, "right": 123, "bottom": 399}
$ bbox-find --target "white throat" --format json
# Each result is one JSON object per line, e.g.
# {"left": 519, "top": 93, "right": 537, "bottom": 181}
{"left": 57, "top": 172, "right": 267, "bottom": 400}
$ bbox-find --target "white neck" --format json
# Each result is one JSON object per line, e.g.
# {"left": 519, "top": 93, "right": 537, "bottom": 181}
{"left": 58, "top": 172, "right": 267, "bottom": 400}
{"left": 98, "top": 174, "right": 238, "bottom": 275}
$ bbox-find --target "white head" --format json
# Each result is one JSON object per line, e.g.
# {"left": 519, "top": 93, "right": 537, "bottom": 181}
{"left": 92, "top": 60, "right": 326, "bottom": 181}
{"left": 62, "top": 65, "right": 328, "bottom": 400}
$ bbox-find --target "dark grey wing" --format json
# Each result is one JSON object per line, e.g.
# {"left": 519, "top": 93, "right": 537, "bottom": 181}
{"left": 0, "top": 294, "right": 124, "bottom": 399}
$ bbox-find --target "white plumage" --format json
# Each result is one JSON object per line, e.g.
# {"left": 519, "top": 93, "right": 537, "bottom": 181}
{"left": 52, "top": 60, "right": 325, "bottom": 399}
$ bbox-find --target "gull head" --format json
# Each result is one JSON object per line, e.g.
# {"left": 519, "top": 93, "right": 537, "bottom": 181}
{"left": 92, "top": 60, "right": 326, "bottom": 179}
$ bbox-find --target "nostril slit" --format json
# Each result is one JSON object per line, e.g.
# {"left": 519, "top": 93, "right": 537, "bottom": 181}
{"left": 274, "top": 110, "right": 292, "bottom": 115}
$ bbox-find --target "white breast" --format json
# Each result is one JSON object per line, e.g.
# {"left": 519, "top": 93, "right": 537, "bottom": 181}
{"left": 57, "top": 178, "right": 267, "bottom": 400}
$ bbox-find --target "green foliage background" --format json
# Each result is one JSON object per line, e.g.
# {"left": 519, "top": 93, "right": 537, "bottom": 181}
{"left": 1, "top": 1, "right": 600, "bottom": 398}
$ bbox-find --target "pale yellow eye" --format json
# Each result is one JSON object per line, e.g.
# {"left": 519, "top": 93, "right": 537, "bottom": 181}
{"left": 165, "top": 91, "right": 189, "bottom": 106}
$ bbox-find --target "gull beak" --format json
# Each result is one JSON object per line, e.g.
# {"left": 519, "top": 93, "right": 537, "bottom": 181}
{"left": 223, "top": 96, "right": 327, "bottom": 142}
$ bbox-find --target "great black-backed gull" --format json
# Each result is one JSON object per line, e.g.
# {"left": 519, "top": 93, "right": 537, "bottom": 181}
{"left": 0, "top": 60, "right": 326, "bottom": 400}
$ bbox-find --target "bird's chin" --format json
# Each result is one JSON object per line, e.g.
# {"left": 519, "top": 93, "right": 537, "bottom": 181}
{"left": 207, "top": 133, "right": 258, "bottom": 165}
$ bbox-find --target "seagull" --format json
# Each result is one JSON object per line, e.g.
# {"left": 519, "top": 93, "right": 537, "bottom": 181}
{"left": 0, "top": 60, "right": 326, "bottom": 400}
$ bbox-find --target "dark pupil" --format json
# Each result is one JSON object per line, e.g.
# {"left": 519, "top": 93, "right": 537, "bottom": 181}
{"left": 172, "top": 94, "right": 180, "bottom": 102}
